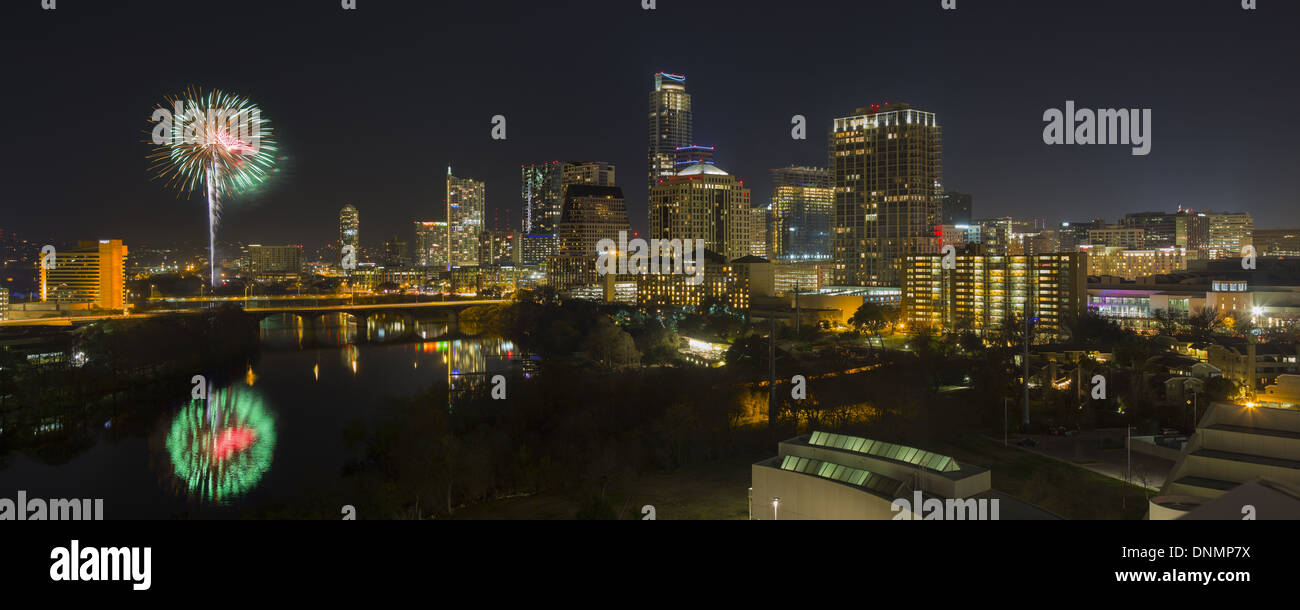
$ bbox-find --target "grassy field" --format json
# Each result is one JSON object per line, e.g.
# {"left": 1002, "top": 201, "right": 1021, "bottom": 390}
{"left": 453, "top": 435, "right": 1152, "bottom": 520}
{"left": 453, "top": 452, "right": 759, "bottom": 520}
{"left": 936, "top": 435, "right": 1151, "bottom": 520}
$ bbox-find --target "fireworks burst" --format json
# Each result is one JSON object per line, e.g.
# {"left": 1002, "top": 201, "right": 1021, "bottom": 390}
{"left": 147, "top": 87, "right": 277, "bottom": 287}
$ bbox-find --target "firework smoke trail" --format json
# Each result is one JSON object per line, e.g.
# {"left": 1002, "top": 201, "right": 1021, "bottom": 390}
{"left": 148, "top": 87, "right": 277, "bottom": 288}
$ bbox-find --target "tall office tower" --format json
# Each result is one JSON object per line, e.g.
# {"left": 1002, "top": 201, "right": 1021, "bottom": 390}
{"left": 902, "top": 252, "right": 1087, "bottom": 337}
{"left": 248, "top": 244, "right": 304, "bottom": 283}
{"left": 830, "top": 102, "right": 943, "bottom": 286}
{"left": 647, "top": 72, "right": 693, "bottom": 190}
{"left": 939, "top": 191, "right": 973, "bottom": 225}
{"left": 521, "top": 161, "right": 563, "bottom": 265}
{"left": 976, "top": 217, "right": 1015, "bottom": 256}
{"left": 559, "top": 185, "right": 630, "bottom": 257}
{"left": 675, "top": 145, "right": 715, "bottom": 171}
{"left": 39, "top": 239, "right": 129, "bottom": 310}
{"left": 0, "top": 287, "right": 8, "bottom": 321}
{"left": 478, "top": 230, "right": 519, "bottom": 266}
{"left": 1207, "top": 211, "right": 1253, "bottom": 260}
{"left": 339, "top": 204, "right": 360, "bottom": 251}
{"left": 447, "top": 169, "right": 486, "bottom": 268}
{"left": 749, "top": 206, "right": 771, "bottom": 258}
{"left": 562, "top": 161, "right": 616, "bottom": 187}
{"left": 770, "top": 166, "right": 833, "bottom": 261}
{"left": 1122, "top": 212, "right": 1178, "bottom": 248}
{"left": 649, "top": 163, "right": 752, "bottom": 261}
{"left": 414, "top": 221, "right": 449, "bottom": 268}
{"left": 521, "top": 161, "right": 563, "bottom": 235}
{"left": 381, "top": 238, "right": 409, "bottom": 267}
{"left": 1175, "top": 210, "right": 1210, "bottom": 258}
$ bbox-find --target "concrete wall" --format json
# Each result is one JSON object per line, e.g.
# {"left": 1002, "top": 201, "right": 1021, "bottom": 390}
{"left": 751, "top": 464, "right": 900, "bottom": 520}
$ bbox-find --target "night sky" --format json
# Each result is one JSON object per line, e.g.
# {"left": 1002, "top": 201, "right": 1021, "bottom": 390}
{"left": 2, "top": 0, "right": 1298, "bottom": 252}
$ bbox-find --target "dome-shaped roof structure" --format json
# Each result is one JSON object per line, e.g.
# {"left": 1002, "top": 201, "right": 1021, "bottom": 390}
{"left": 676, "top": 163, "right": 729, "bottom": 177}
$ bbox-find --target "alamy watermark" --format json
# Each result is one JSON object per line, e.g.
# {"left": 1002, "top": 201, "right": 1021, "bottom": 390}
{"left": 596, "top": 231, "right": 706, "bottom": 285}
{"left": 1, "top": 491, "right": 104, "bottom": 520}
{"left": 1043, "top": 101, "right": 1152, "bottom": 156}
{"left": 891, "top": 491, "right": 1000, "bottom": 520}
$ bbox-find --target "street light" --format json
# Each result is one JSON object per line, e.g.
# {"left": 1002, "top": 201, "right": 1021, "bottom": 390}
{"left": 771, "top": 497, "right": 780, "bottom": 521}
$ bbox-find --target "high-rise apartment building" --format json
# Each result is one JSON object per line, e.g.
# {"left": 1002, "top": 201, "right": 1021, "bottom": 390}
{"left": 902, "top": 252, "right": 1087, "bottom": 337}
{"left": 1207, "top": 212, "right": 1254, "bottom": 260}
{"left": 559, "top": 185, "right": 630, "bottom": 257}
{"left": 649, "top": 163, "right": 752, "bottom": 261}
{"left": 339, "top": 204, "right": 359, "bottom": 251}
{"left": 447, "top": 169, "right": 486, "bottom": 268}
{"left": 39, "top": 239, "right": 129, "bottom": 310}
{"left": 478, "top": 230, "right": 519, "bottom": 266}
{"left": 648, "top": 72, "right": 693, "bottom": 189}
{"left": 0, "top": 287, "right": 8, "bottom": 321}
{"left": 248, "top": 244, "right": 304, "bottom": 283}
{"left": 830, "top": 103, "right": 943, "bottom": 286}
{"left": 770, "top": 166, "right": 833, "bottom": 261}
{"left": 414, "top": 221, "right": 449, "bottom": 268}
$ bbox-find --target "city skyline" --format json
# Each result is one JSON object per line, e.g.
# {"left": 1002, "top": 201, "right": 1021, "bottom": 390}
{"left": 3, "top": 0, "right": 1300, "bottom": 252}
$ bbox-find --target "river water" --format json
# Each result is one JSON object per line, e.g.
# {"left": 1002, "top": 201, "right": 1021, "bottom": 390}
{"left": 0, "top": 313, "right": 530, "bottom": 519}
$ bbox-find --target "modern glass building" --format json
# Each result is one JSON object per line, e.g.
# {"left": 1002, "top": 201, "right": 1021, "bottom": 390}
{"left": 339, "top": 204, "right": 359, "bottom": 251}
{"left": 830, "top": 103, "right": 943, "bottom": 286}
{"left": 770, "top": 166, "right": 832, "bottom": 261}
{"left": 647, "top": 72, "right": 693, "bottom": 190}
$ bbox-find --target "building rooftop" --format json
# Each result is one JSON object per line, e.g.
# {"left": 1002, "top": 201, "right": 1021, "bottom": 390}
{"left": 676, "top": 163, "right": 729, "bottom": 177}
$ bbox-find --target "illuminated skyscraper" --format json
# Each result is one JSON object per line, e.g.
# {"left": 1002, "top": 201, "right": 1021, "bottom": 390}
{"left": 447, "top": 169, "right": 486, "bottom": 268}
{"left": 0, "top": 287, "right": 7, "bottom": 321}
{"left": 559, "top": 185, "right": 630, "bottom": 257}
{"left": 339, "top": 204, "right": 359, "bottom": 251}
{"left": 414, "top": 221, "right": 449, "bottom": 268}
{"left": 649, "top": 163, "right": 752, "bottom": 261}
{"left": 521, "top": 162, "right": 563, "bottom": 265}
{"left": 770, "top": 166, "right": 832, "bottom": 261}
{"left": 830, "top": 103, "right": 943, "bottom": 286}
{"left": 648, "top": 72, "right": 693, "bottom": 190}
{"left": 39, "top": 239, "right": 129, "bottom": 310}
{"left": 521, "top": 161, "right": 563, "bottom": 236}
